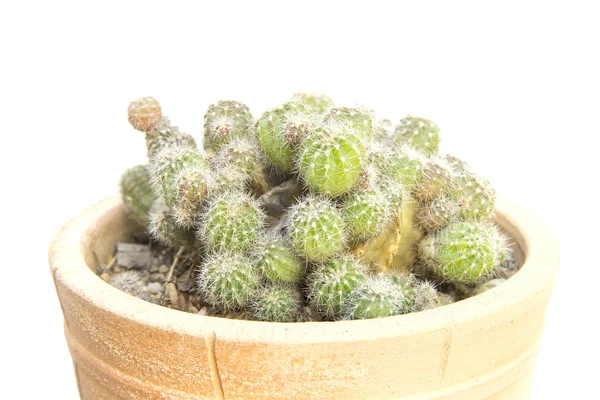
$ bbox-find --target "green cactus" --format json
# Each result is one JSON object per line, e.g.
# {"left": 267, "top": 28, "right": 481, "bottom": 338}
{"left": 292, "top": 92, "right": 333, "bottom": 114}
{"left": 373, "top": 118, "right": 394, "bottom": 140}
{"left": 326, "top": 106, "right": 374, "bottom": 142}
{"left": 413, "top": 157, "right": 454, "bottom": 201}
{"left": 199, "top": 191, "right": 265, "bottom": 253}
{"left": 120, "top": 165, "right": 157, "bottom": 228}
{"left": 255, "top": 233, "right": 305, "bottom": 283}
{"left": 449, "top": 169, "right": 496, "bottom": 221}
{"left": 298, "top": 125, "right": 366, "bottom": 196}
{"left": 127, "top": 96, "right": 163, "bottom": 132}
{"left": 250, "top": 284, "right": 302, "bottom": 322}
{"left": 145, "top": 118, "right": 197, "bottom": 160}
{"left": 419, "top": 221, "right": 510, "bottom": 283}
{"left": 257, "top": 102, "right": 313, "bottom": 174}
{"left": 148, "top": 198, "right": 197, "bottom": 248}
{"left": 343, "top": 275, "right": 405, "bottom": 319}
{"left": 342, "top": 188, "right": 389, "bottom": 240}
{"left": 394, "top": 115, "right": 440, "bottom": 156}
{"left": 386, "top": 145, "right": 426, "bottom": 189}
{"left": 307, "top": 256, "right": 367, "bottom": 318}
{"left": 288, "top": 196, "right": 346, "bottom": 261}
{"left": 416, "top": 195, "right": 460, "bottom": 232}
{"left": 197, "top": 251, "right": 260, "bottom": 310}
{"left": 204, "top": 100, "right": 253, "bottom": 152}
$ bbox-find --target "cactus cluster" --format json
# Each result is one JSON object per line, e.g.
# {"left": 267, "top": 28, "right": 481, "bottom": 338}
{"left": 119, "top": 93, "right": 513, "bottom": 322}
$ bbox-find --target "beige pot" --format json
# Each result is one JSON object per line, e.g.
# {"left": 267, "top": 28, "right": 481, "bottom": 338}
{"left": 49, "top": 197, "right": 559, "bottom": 400}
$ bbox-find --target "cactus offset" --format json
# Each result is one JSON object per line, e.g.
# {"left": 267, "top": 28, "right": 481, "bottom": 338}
{"left": 393, "top": 115, "right": 440, "bottom": 156}
{"left": 288, "top": 195, "right": 346, "bottom": 262}
{"left": 416, "top": 195, "right": 460, "bottom": 232}
{"left": 326, "top": 106, "right": 374, "bottom": 143}
{"left": 120, "top": 165, "right": 157, "bottom": 228}
{"left": 145, "top": 118, "right": 197, "bottom": 160}
{"left": 255, "top": 233, "right": 305, "bottom": 283}
{"left": 204, "top": 100, "right": 253, "bottom": 152}
{"left": 343, "top": 188, "right": 389, "bottom": 240}
{"left": 344, "top": 275, "right": 405, "bottom": 319}
{"left": 197, "top": 252, "right": 260, "bottom": 311}
{"left": 148, "top": 198, "right": 197, "bottom": 248}
{"left": 419, "top": 221, "right": 510, "bottom": 283}
{"left": 292, "top": 92, "right": 333, "bottom": 114}
{"left": 199, "top": 191, "right": 265, "bottom": 253}
{"left": 128, "top": 96, "right": 162, "bottom": 132}
{"left": 307, "top": 256, "right": 367, "bottom": 319}
{"left": 250, "top": 284, "right": 302, "bottom": 322}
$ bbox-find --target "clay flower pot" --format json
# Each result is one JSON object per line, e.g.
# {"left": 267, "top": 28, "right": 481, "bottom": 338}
{"left": 49, "top": 196, "right": 559, "bottom": 399}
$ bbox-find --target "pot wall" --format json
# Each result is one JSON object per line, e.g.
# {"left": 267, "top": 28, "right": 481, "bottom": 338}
{"left": 49, "top": 197, "right": 559, "bottom": 399}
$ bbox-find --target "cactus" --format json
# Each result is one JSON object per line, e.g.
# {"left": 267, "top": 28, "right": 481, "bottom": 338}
{"left": 413, "top": 157, "right": 454, "bottom": 201}
{"left": 288, "top": 195, "right": 346, "bottom": 261}
{"left": 292, "top": 92, "right": 333, "bottom": 114}
{"left": 148, "top": 198, "right": 197, "bottom": 248}
{"left": 373, "top": 118, "right": 394, "bottom": 140}
{"left": 416, "top": 195, "right": 460, "bottom": 232}
{"left": 255, "top": 233, "right": 305, "bottom": 283}
{"left": 204, "top": 100, "right": 253, "bottom": 152}
{"left": 298, "top": 125, "right": 366, "bottom": 196}
{"left": 419, "top": 221, "right": 510, "bottom": 283}
{"left": 199, "top": 191, "right": 265, "bottom": 253}
{"left": 307, "top": 256, "right": 367, "bottom": 318}
{"left": 197, "top": 251, "right": 260, "bottom": 310}
{"left": 145, "top": 118, "right": 197, "bottom": 160}
{"left": 343, "top": 188, "right": 389, "bottom": 240}
{"left": 386, "top": 145, "right": 427, "bottom": 189}
{"left": 250, "top": 284, "right": 302, "bottom": 322}
{"left": 326, "top": 106, "right": 374, "bottom": 142}
{"left": 393, "top": 115, "right": 440, "bottom": 156}
{"left": 257, "top": 102, "right": 313, "bottom": 174}
{"left": 127, "top": 96, "right": 163, "bottom": 132}
{"left": 449, "top": 169, "right": 496, "bottom": 221}
{"left": 120, "top": 165, "right": 157, "bottom": 228}
{"left": 343, "top": 275, "right": 405, "bottom": 319}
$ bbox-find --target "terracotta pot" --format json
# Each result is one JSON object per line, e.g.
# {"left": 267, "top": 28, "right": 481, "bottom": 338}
{"left": 49, "top": 197, "right": 559, "bottom": 400}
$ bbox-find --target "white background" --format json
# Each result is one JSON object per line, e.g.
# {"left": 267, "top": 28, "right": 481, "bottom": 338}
{"left": 1, "top": 1, "right": 598, "bottom": 398}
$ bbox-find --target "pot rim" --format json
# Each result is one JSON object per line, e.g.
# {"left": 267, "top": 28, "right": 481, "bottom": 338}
{"left": 49, "top": 196, "right": 559, "bottom": 344}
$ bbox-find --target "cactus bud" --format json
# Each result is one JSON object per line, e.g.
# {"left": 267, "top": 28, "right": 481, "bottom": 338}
{"left": 292, "top": 92, "right": 333, "bottom": 114}
{"left": 199, "top": 191, "right": 265, "bottom": 253}
{"left": 298, "top": 125, "right": 366, "bottom": 196}
{"left": 250, "top": 284, "right": 302, "bottom": 322}
{"left": 288, "top": 196, "right": 346, "bottom": 261}
{"left": 307, "top": 256, "right": 367, "bottom": 318}
{"left": 127, "top": 96, "right": 162, "bottom": 132}
{"left": 203, "top": 100, "right": 253, "bottom": 152}
{"left": 393, "top": 115, "right": 440, "bottom": 156}
{"left": 255, "top": 233, "right": 305, "bottom": 283}
{"left": 344, "top": 275, "right": 405, "bottom": 319}
{"left": 197, "top": 252, "right": 260, "bottom": 311}
{"left": 120, "top": 164, "right": 157, "bottom": 228}
{"left": 419, "top": 221, "right": 511, "bottom": 283}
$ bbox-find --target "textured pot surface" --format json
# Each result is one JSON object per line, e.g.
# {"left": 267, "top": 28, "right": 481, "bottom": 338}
{"left": 49, "top": 197, "right": 559, "bottom": 400}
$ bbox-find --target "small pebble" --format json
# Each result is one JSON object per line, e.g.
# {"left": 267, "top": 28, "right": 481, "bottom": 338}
{"left": 159, "top": 264, "right": 170, "bottom": 274}
{"left": 147, "top": 282, "right": 162, "bottom": 294}
{"left": 100, "top": 272, "right": 111, "bottom": 282}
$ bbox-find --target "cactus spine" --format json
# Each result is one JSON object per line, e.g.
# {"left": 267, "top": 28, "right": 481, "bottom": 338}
{"left": 256, "top": 233, "right": 305, "bottom": 283}
{"left": 344, "top": 275, "right": 405, "bottom": 319}
{"left": 394, "top": 115, "right": 440, "bottom": 156}
{"left": 250, "top": 284, "right": 302, "bottom": 322}
{"left": 120, "top": 165, "right": 157, "bottom": 228}
{"left": 204, "top": 100, "right": 253, "bottom": 152}
{"left": 343, "top": 188, "right": 389, "bottom": 240}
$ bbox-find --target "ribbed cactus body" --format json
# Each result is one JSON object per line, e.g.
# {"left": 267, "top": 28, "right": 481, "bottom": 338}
{"left": 148, "top": 199, "right": 197, "bottom": 247}
{"left": 343, "top": 189, "right": 389, "bottom": 240}
{"left": 307, "top": 256, "right": 367, "bottom": 318}
{"left": 292, "top": 92, "right": 333, "bottom": 114}
{"left": 120, "top": 165, "right": 157, "bottom": 228}
{"left": 414, "top": 158, "right": 454, "bottom": 201}
{"left": 387, "top": 146, "right": 426, "bottom": 189}
{"left": 251, "top": 284, "right": 302, "bottom": 322}
{"left": 298, "top": 126, "right": 365, "bottom": 196}
{"left": 419, "top": 221, "right": 509, "bottom": 283}
{"left": 213, "top": 137, "right": 263, "bottom": 179}
{"left": 199, "top": 192, "right": 265, "bottom": 253}
{"left": 256, "top": 234, "right": 305, "bottom": 283}
{"left": 257, "top": 102, "right": 312, "bottom": 174}
{"left": 288, "top": 196, "right": 346, "bottom": 261}
{"left": 450, "top": 170, "right": 496, "bottom": 221}
{"left": 146, "top": 118, "right": 197, "bottom": 160}
{"left": 394, "top": 115, "right": 440, "bottom": 156}
{"left": 326, "top": 107, "right": 373, "bottom": 142}
{"left": 204, "top": 100, "right": 253, "bottom": 152}
{"left": 197, "top": 252, "right": 260, "bottom": 310}
{"left": 127, "top": 96, "right": 163, "bottom": 132}
{"left": 344, "top": 275, "right": 405, "bottom": 319}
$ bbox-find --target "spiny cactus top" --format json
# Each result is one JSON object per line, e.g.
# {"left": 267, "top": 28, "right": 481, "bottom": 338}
{"left": 394, "top": 115, "right": 441, "bottom": 156}
{"left": 204, "top": 100, "right": 253, "bottom": 152}
{"left": 298, "top": 125, "right": 366, "bottom": 196}
{"left": 121, "top": 93, "right": 513, "bottom": 322}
